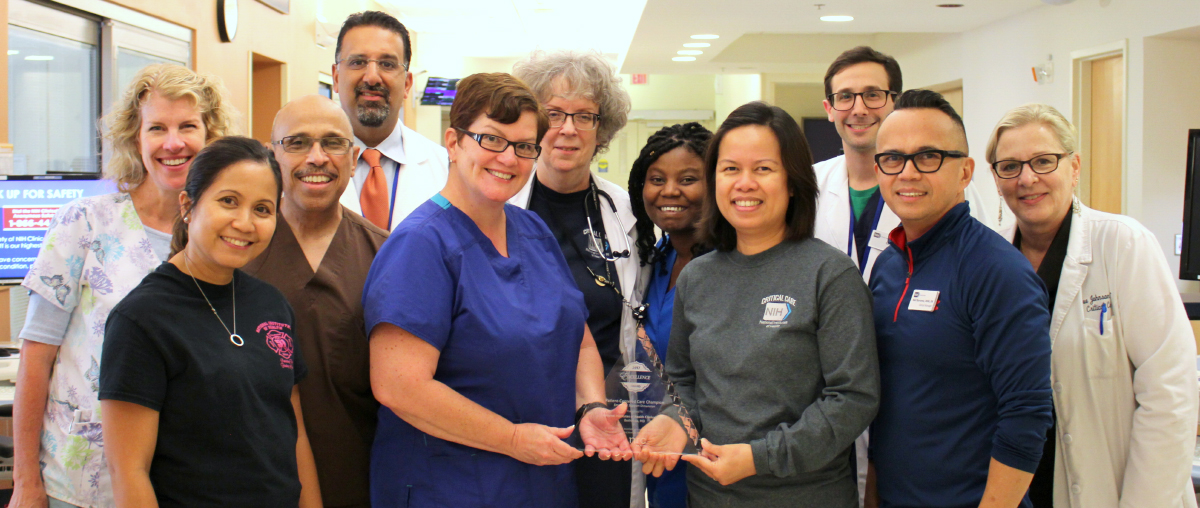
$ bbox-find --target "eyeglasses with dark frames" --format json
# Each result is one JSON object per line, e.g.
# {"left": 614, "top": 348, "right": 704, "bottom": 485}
{"left": 335, "top": 56, "right": 409, "bottom": 74}
{"left": 826, "top": 90, "right": 898, "bottom": 111}
{"left": 991, "top": 152, "right": 1071, "bottom": 179}
{"left": 875, "top": 149, "right": 968, "bottom": 175}
{"left": 546, "top": 110, "right": 600, "bottom": 131}
{"left": 273, "top": 136, "right": 354, "bottom": 155}
{"left": 455, "top": 128, "right": 541, "bottom": 160}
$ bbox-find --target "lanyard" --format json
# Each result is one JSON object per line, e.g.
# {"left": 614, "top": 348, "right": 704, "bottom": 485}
{"left": 385, "top": 161, "right": 401, "bottom": 229}
{"left": 847, "top": 191, "right": 885, "bottom": 274}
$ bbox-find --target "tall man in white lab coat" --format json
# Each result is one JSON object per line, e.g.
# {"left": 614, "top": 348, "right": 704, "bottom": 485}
{"left": 333, "top": 10, "right": 448, "bottom": 230}
{"left": 811, "top": 46, "right": 993, "bottom": 506}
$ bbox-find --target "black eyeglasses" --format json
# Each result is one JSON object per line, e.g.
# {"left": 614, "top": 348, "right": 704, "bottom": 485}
{"left": 991, "top": 153, "right": 1071, "bottom": 179}
{"left": 273, "top": 136, "right": 354, "bottom": 155}
{"left": 546, "top": 110, "right": 600, "bottom": 131}
{"left": 455, "top": 128, "right": 541, "bottom": 159}
{"left": 827, "top": 90, "right": 898, "bottom": 111}
{"left": 875, "top": 149, "right": 967, "bottom": 175}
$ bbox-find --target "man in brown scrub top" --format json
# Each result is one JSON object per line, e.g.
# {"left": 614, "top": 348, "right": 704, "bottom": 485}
{"left": 244, "top": 94, "right": 389, "bottom": 508}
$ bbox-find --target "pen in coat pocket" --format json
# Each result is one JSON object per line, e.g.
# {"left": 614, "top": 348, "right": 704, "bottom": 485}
{"left": 1099, "top": 303, "right": 1106, "bottom": 334}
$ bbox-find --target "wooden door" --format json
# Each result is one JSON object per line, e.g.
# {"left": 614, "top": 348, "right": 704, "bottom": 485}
{"left": 1088, "top": 54, "right": 1123, "bottom": 213}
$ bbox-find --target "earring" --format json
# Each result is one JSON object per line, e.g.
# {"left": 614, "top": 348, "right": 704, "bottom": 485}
{"left": 998, "top": 200, "right": 1004, "bottom": 227}
{"left": 183, "top": 216, "right": 190, "bottom": 223}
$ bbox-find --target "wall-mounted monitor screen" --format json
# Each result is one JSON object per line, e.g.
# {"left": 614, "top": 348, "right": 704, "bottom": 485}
{"left": 1180, "top": 129, "right": 1200, "bottom": 279}
{"left": 420, "top": 77, "right": 459, "bottom": 106}
{"left": 0, "top": 175, "right": 114, "bottom": 284}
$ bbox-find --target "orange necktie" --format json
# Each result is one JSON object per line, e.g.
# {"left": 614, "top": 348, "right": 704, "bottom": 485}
{"left": 359, "top": 148, "right": 390, "bottom": 230}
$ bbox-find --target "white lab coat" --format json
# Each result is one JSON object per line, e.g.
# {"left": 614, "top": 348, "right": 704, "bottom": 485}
{"left": 812, "top": 154, "right": 996, "bottom": 507}
{"left": 339, "top": 123, "right": 449, "bottom": 230}
{"left": 1001, "top": 203, "right": 1198, "bottom": 508}
{"left": 510, "top": 170, "right": 650, "bottom": 508}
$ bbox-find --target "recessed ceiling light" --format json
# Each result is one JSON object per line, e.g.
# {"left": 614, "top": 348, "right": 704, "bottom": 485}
{"left": 683, "top": 43, "right": 711, "bottom": 48}
{"left": 937, "top": 3, "right": 964, "bottom": 7}
{"left": 6, "top": 50, "right": 18, "bottom": 55}
{"left": 677, "top": 50, "right": 703, "bottom": 55}
{"left": 672, "top": 56, "right": 697, "bottom": 62}
{"left": 690, "top": 34, "right": 719, "bottom": 40}
{"left": 24, "top": 55, "right": 53, "bottom": 61}
{"left": 820, "top": 15, "right": 854, "bottom": 22}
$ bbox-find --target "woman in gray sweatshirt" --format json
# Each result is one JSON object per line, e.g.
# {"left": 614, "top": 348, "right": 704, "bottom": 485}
{"left": 634, "top": 102, "right": 880, "bottom": 508}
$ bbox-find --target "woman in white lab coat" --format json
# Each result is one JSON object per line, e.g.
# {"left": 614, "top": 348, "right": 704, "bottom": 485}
{"left": 987, "top": 103, "right": 1198, "bottom": 508}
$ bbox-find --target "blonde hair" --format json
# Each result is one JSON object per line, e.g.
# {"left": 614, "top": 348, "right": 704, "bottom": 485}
{"left": 102, "top": 64, "right": 238, "bottom": 191}
{"left": 985, "top": 103, "right": 1078, "bottom": 164}
{"left": 512, "top": 50, "right": 630, "bottom": 155}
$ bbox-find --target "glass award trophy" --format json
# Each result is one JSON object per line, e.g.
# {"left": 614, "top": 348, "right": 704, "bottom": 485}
{"left": 603, "top": 324, "right": 701, "bottom": 455}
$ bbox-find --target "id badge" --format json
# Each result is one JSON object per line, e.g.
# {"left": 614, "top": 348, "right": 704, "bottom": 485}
{"left": 908, "top": 290, "right": 940, "bottom": 312}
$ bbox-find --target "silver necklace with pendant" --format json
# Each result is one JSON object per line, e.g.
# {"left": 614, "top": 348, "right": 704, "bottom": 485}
{"left": 183, "top": 254, "right": 243, "bottom": 346}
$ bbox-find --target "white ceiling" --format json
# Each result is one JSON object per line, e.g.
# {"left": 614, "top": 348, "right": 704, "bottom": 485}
{"left": 620, "top": 0, "right": 1049, "bottom": 74}
{"left": 376, "top": 0, "right": 648, "bottom": 65}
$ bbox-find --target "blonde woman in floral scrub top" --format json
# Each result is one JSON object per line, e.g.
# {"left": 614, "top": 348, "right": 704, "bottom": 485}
{"left": 11, "top": 64, "right": 236, "bottom": 508}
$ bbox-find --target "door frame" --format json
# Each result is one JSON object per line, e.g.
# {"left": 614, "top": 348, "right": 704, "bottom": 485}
{"left": 1071, "top": 40, "right": 1128, "bottom": 212}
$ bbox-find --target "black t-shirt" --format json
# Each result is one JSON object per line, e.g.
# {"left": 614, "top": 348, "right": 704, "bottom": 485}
{"left": 527, "top": 178, "right": 623, "bottom": 376}
{"left": 1013, "top": 208, "right": 1073, "bottom": 508}
{"left": 99, "top": 262, "right": 308, "bottom": 508}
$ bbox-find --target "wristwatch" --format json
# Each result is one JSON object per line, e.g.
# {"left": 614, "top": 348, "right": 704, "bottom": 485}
{"left": 575, "top": 402, "right": 608, "bottom": 427}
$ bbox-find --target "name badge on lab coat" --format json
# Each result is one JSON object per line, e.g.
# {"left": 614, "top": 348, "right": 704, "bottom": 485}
{"left": 908, "top": 290, "right": 940, "bottom": 312}
{"left": 868, "top": 230, "right": 889, "bottom": 250}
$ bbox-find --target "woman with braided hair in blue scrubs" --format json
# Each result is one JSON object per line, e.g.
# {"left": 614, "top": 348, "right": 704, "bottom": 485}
{"left": 364, "top": 72, "right": 632, "bottom": 507}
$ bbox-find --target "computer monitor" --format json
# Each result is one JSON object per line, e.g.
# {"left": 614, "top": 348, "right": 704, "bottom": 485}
{"left": 420, "top": 77, "right": 460, "bottom": 106}
{"left": 0, "top": 175, "right": 114, "bottom": 284}
{"left": 1179, "top": 129, "right": 1200, "bottom": 280}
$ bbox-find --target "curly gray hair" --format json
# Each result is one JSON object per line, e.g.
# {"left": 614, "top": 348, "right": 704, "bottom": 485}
{"left": 512, "top": 50, "right": 630, "bottom": 155}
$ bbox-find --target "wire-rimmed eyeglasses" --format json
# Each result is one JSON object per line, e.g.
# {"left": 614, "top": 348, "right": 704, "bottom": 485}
{"left": 335, "top": 56, "right": 408, "bottom": 74}
{"left": 547, "top": 110, "right": 600, "bottom": 131}
{"left": 991, "top": 153, "right": 1071, "bottom": 179}
{"left": 274, "top": 136, "right": 354, "bottom": 155}
{"left": 875, "top": 149, "right": 968, "bottom": 175}
{"left": 826, "top": 90, "right": 898, "bottom": 111}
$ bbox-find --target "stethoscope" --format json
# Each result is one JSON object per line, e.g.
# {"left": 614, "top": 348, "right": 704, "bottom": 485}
{"left": 584, "top": 178, "right": 632, "bottom": 261}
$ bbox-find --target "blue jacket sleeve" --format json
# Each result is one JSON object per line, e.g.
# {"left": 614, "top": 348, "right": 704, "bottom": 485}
{"left": 964, "top": 244, "right": 1053, "bottom": 473}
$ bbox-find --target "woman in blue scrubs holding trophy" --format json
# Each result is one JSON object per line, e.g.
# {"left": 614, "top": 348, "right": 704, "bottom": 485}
{"left": 364, "top": 72, "right": 632, "bottom": 508}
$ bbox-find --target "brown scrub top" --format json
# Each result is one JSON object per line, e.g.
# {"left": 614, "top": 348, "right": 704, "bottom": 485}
{"left": 243, "top": 207, "right": 388, "bottom": 508}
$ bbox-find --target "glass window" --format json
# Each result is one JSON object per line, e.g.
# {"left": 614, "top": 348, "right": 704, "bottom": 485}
{"left": 117, "top": 47, "right": 180, "bottom": 93}
{"left": 8, "top": 24, "right": 100, "bottom": 174}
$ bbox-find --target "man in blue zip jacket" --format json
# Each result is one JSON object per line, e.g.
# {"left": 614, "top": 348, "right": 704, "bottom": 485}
{"left": 866, "top": 90, "right": 1053, "bottom": 508}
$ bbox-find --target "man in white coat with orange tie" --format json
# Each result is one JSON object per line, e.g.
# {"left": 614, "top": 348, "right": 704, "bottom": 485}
{"left": 333, "top": 10, "right": 448, "bottom": 230}
{"left": 811, "top": 46, "right": 994, "bottom": 507}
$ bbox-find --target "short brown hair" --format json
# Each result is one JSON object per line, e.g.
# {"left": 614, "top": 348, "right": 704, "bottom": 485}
{"left": 102, "top": 64, "right": 237, "bottom": 191}
{"left": 823, "top": 46, "right": 902, "bottom": 98}
{"left": 450, "top": 73, "right": 549, "bottom": 142}
{"left": 701, "top": 102, "right": 818, "bottom": 252}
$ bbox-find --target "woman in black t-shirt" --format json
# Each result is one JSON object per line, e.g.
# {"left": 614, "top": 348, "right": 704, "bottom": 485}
{"left": 99, "top": 136, "right": 321, "bottom": 508}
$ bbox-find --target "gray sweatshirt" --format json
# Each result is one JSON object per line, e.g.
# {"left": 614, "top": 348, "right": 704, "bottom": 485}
{"left": 665, "top": 238, "right": 880, "bottom": 508}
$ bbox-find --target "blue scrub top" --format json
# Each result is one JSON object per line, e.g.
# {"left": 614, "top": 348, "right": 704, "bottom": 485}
{"left": 642, "top": 236, "right": 688, "bottom": 508}
{"left": 363, "top": 195, "right": 588, "bottom": 508}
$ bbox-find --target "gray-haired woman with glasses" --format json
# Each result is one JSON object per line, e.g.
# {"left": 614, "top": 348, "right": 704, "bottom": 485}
{"left": 511, "top": 49, "right": 649, "bottom": 508}
{"left": 987, "top": 103, "right": 1198, "bottom": 508}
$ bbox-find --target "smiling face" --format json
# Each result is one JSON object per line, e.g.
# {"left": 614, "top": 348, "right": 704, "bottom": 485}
{"left": 644, "top": 146, "right": 706, "bottom": 235}
{"left": 875, "top": 108, "right": 974, "bottom": 240}
{"left": 182, "top": 160, "right": 279, "bottom": 275}
{"left": 446, "top": 110, "right": 540, "bottom": 205}
{"left": 537, "top": 80, "right": 600, "bottom": 176}
{"left": 138, "top": 92, "right": 207, "bottom": 193}
{"left": 714, "top": 125, "right": 792, "bottom": 249}
{"left": 992, "top": 122, "right": 1080, "bottom": 230}
{"left": 332, "top": 25, "right": 412, "bottom": 141}
{"left": 823, "top": 62, "right": 894, "bottom": 154}
{"left": 272, "top": 96, "right": 358, "bottom": 216}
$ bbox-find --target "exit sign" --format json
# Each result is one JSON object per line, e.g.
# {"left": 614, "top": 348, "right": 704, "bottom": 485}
{"left": 631, "top": 74, "right": 647, "bottom": 85}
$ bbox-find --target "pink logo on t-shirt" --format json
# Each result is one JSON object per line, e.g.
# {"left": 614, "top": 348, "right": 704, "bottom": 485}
{"left": 257, "top": 321, "right": 294, "bottom": 369}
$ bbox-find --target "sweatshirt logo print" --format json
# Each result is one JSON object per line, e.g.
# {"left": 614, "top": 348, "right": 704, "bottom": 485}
{"left": 257, "top": 321, "right": 295, "bottom": 369}
{"left": 760, "top": 294, "right": 795, "bottom": 326}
